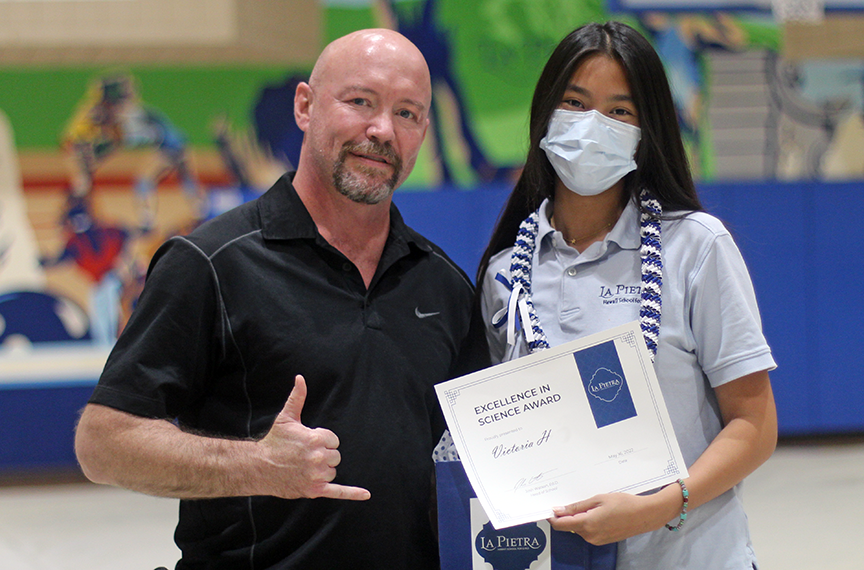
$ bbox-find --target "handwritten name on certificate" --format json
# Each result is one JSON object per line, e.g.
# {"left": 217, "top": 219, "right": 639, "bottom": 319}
{"left": 435, "top": 321, "right": 688, "bottom": 529}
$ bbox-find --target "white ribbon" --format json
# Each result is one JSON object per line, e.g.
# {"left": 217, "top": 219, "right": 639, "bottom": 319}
{"left": 492, "top": 272, "right": 535, "bottom": 348}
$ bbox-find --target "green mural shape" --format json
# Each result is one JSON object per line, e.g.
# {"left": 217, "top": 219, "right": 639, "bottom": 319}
{"left": 0, "top": 67, "right": 301, "bottom": 150}
{"left": 321, "top": 1, "right": 783, "bottom": 184}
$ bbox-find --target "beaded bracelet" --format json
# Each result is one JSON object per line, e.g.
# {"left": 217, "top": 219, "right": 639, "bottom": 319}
{"left": 665, "top": 479, "right": 689, "bottom": 531}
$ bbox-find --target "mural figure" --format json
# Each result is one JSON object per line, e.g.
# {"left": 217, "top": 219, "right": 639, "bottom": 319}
{"left": 62, "top": 74, "right": 204, "bottom": 225}
{"left": 767, "top": 56, "right": 864, "bottom": 178}
{"left": 212, "top": 115, "right": 286, "bottom": 197}
{"left": 207, "top": 115, "right": 286, "bottom": 221}
{"left": 255, "top": 0, "right": 518, "bottom": 186}
{"left": 640, "top": 13, "right": 748, "bottom": 176}
{"left": 379, "top": 0, "right": 517, "bottom": 183}
{"left": 40, "top": 194, "right": 145, "bottom": 345}
{"left": 0, "top": 109, "right": 91, "bottom": 346}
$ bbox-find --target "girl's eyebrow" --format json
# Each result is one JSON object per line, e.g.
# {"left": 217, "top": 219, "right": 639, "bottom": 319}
{"left": 564, "top": 84, "right": 633, "bottom": 103}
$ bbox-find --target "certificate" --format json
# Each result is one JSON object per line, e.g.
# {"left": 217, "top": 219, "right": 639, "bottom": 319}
{"left": 435, "top": 321, "right": 688, "bottom": 529}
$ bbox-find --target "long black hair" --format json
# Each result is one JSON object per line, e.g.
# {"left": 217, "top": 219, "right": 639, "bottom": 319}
{"left": 476, "top": 21, "right": 702, "bottom": 286}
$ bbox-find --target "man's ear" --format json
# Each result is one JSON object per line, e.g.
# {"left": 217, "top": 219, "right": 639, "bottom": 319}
{"left": 294, "top": 82, "right": 312, "bottom": 132}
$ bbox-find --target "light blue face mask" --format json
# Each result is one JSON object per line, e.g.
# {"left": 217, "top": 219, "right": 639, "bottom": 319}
{"left": 539, "top": 109, "right": 642, "bottom": 196}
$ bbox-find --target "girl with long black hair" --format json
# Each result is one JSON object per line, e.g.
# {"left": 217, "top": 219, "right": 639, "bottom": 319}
{"left": 476, "top": 21, "right": 777, "bottom": 570}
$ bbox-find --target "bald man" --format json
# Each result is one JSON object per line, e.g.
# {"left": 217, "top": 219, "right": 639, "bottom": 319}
{"left": 75, "top": 29, "right": 487, "bottom": 569}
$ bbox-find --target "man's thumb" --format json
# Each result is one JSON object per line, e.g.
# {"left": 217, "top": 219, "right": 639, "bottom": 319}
{"left": 282, "top": 374, "right": 307, "bottom": 422}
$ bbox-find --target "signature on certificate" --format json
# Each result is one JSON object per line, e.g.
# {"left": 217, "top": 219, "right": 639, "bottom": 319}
{"left": 513, "top": 469, "right": 558, "bottom": 492}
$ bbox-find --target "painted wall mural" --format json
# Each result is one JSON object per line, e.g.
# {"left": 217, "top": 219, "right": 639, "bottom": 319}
{"left": 0, "top": 70, "right": 291, "bottom": 375}
{"left": 1, "top": 0, "right": 863, "bottom": 363}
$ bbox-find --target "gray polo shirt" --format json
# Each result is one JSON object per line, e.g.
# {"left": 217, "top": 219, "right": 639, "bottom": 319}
{"left": 481, "top": 197, "right": 776, "bottom": 570}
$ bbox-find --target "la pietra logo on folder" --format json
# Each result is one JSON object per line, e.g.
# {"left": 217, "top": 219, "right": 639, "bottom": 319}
{"left": 573, "top": 340, "right": 637, "bottom": 428}
{"left": 475, "top": 521, "right": 546, "bottom": 570}
{"left": 470, "top": 499, "right": 551, "bottom": 570}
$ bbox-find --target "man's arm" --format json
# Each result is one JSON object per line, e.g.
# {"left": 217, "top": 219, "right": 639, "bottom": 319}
{"left": 75, "top": 375, "right": 371, "bottom": 501}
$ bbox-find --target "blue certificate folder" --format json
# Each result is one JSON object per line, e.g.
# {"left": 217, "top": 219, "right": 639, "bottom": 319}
{"left": 436, "top": 460, "right": 616, "bottom": 570}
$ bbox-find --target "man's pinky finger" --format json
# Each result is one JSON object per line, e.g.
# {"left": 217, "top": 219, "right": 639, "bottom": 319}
{"left": 322, "top": 483, "right": 371, "bottom": 501}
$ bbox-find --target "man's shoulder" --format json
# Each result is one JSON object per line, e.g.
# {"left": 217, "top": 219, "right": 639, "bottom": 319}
{"left": 183, "top": 197, "right": 264, "bottom": 257}
{"left": 179, "top": 173, "right": 299, "bottom": 257}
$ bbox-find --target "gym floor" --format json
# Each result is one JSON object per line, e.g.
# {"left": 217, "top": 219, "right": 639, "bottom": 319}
{"left": 1, "top": 438, "right": 861, "bottom": 569}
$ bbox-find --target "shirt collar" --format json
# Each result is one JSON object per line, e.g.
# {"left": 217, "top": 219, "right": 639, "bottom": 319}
{"left": 257, "top": 172, "right": 432, "bottom": 253}
{"left": 536, "top": 196, "right": 641, "bottom": 253}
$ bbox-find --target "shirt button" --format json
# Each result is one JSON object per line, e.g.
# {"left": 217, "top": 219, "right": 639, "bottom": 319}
{"left": 342, "top": 262, "right": 352, "bottom": 272}
{"left": 567, "top": 267, "right": 578, "bottom": 276}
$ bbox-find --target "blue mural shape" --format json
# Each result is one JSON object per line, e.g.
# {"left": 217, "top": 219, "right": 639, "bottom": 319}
{"left": 0, "top": 291, "right": 90, "bottom": 344}
{"left": 254, "top": 74, "right": 307, "bottom": 171}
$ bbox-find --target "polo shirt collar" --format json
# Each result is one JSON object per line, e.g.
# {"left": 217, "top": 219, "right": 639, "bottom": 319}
{"left": 257, "top": 172, "right": 432, "bottom": 253}
{"left": 258, "top": 173, "right": 318, "bottom": 241}
{"left": 536, "top": 196, "right": 641, "bottom": 253}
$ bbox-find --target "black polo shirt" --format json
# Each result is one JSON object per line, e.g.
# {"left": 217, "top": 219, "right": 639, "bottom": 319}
{"left": 91, "top": 173, "right": 487, "bottom": 569}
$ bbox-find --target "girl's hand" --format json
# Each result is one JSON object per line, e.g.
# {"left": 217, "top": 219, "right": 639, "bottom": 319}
{"left": 548, "top": 487, "right": 682, "bottom": 545}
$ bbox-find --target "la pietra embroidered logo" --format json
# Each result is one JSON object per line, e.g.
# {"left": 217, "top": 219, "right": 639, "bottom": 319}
{"left": 598, "top": 284, "right": 641, "bottom": 306}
